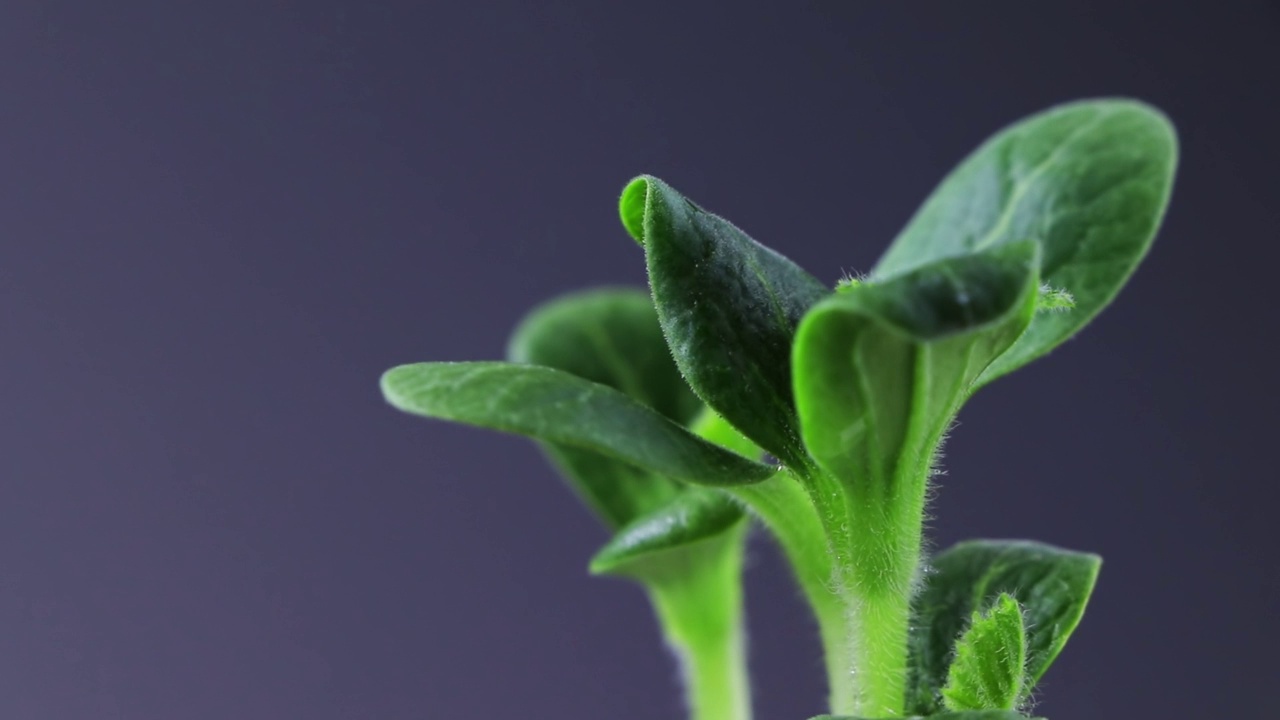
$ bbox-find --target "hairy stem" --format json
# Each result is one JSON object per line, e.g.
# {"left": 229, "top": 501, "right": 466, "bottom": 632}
{"left": 837, "top": 535, "right": 919, "bottom": 716}
{"left": 728, "top": 474, "right": 856, "bottom": 714}
{"left": 834, "top": 470, "right": 929, "bottom": 717}
{"left": 691, "top": 411, "right": 855, "bottom": 713}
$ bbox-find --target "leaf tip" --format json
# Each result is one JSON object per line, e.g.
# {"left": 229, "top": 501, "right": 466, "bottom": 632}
{"left": 619, "top": 175, "right": 653, "bottom": 244}
{"left": 378, "top": 364, "right": 410, "bottom": 407}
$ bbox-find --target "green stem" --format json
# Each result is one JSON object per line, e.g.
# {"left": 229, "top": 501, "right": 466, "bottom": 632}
{"left": 689, "top": 411, "right": 857, "bottom": 714}
{"left": 647, "top": 524, "right": 752, "bottom": 720}
{"left": 729, "top": 475, "right": 856, "bottom": 715}
{"left": 835, "top": 479, "right": 928, "bottom": 717}
{"left": 838, "top": 572, "right": 916, "bottom": 716}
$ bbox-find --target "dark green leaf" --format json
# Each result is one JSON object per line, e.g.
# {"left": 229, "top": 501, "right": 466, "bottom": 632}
{"left": 382, "top": 362, "right": 774, "bottom": 487}
{"left": 907, "top": 540, "right": 1102, "bottom": 715}
{"left": 620, "top": 175, "right": 830, "bottom": 469}
{"left": 541, "top": 448, "right": 681, "bottom": 531}
{"left": 590, "top": 488, "right": 744, "bottom": 581}
{"left": 793, "top": 242, "right": 1040, "bottom": 583}
{"left": 507, "top": 287, "right": 701, "bottom": 424}
{"left": 507, "top": 287, "right": 700, "bottom": 527}
{"left": 942, "top": 593, "right": 1028, "bottom": 712}
{"left": 874, "top": 99, "right": 1177, "bottom": 385}
{"left": 808, "top": 707, "right": 1039, "bottom": 712}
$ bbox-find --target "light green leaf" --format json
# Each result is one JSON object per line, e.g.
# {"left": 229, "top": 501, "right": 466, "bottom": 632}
{"left": 381, "top": 362, "right": 774, "bottom": 487}
{"left": 907, "top": 540, "right": 1102, "bottom": 715}
{"left": 506, "top": 287, "right": 701, "bottom": 527}
{"left": 620, "top": 175, "right": 831, "bottom": 470}
{"left": 942, "top": 593, "right": 1028, "bottom": 712}
{"left": 874, "top": 98, "right": 1177, "bottom": 385}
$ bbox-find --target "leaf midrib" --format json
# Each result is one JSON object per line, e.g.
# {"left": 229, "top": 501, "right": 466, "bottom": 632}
{"left": 970, "top": 107, "right": 1114, "bottom": 253}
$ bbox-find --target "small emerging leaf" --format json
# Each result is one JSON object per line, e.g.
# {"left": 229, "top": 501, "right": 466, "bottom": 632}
{"left": 507, "top": 288, "right": 700, "bottom": 527}
{"left": 874, "top": 99, "right": 1178, "bottom": 386}
{"left": 906, "top": 540, "right": 1102, "bottom": 715}
{"left": 621, "top": 175, "right": 830, "bottom": 470}
{"left": 942, "top": 593, "right": 1028, "bottom": 712}
{"left": 1035, "top": 284, "right": 1075, "bottom": 312}
{"left": 381, "top": 362, "right": 774, "bottom": 487}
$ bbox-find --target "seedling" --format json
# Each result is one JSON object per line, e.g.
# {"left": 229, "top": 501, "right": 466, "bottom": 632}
{"left": 381, "top": 99, "right": 1177, "bottom": 720}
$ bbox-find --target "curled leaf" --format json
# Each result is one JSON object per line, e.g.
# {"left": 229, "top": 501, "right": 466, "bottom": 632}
{"left": 622, "top": 175, "right": 830, "bottom": 469}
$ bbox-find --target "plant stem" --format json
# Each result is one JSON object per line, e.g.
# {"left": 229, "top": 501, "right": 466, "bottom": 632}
{"left": 840, "top": 578, "right": 915, "bottom": 716}
{"left": 835, "top": 485, "right": 927, "bottom": 717}
{"left": 689, "top": 412, "right": 858, "bottom": 714}
{"left": 647, "top": 523, "right": 752, "bottom": 720}
{"left": 729, "top": 475, "right": 856, "bottom": 715}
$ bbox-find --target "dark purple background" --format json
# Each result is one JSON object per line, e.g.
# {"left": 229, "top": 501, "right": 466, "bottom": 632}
{"left": 3, "top": 2, "right": 1276, "bottom": 718}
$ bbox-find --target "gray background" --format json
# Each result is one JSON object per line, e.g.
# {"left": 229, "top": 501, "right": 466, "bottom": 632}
{"left": 3, "top": 2, "right": 1277, "bottom": 718}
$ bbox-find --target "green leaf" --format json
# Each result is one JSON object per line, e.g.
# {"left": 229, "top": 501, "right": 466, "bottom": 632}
{"left": 873, "top": 98, "right": 1178, "bottom": 385}
{"left": 942, "top": 593, "right": 1028, "bottom": 712}
{"left": 539, "top": 449, "right": 681, "bottom": 531}
{"left": 906, "top": 540, "right": 1102, "bottom": 715}
{"left": 506, "top": 287, "right": 701, "bottom": 527}
{"left": 381, "top": 362, "right": 774, "bottom": 488}
{"left": 507, "top": 287, "right": 702, "bottom": 425}
{"left": 808, "top": 707, "right": 1039, "bottom": 712}
{"left": 620, "top": 175, "right": 830, "bottom": 470}
{"left": 590, "top": 488, "right": 744, "bottom": 581}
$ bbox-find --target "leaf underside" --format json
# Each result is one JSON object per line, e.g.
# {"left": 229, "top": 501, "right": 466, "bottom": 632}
{"left": 506, "top": 287, "right": 701, "bottom": 527}
{"left": 507, "top": 287, "right": 702, "bottom": 425}
{"left": 874, "top": 98, "right": 1178, "bottom": 386}
{"left": 621, "top": 175, "right": 831, "bottom": 470}
{"left": 906, "top": 539, "right": 1102, "bottom": 715}
{"left": 382, "top": 362, "right": 774, "bottom": 488}
{"left": 590, "top": 488, "right": 745, "bottom": 582}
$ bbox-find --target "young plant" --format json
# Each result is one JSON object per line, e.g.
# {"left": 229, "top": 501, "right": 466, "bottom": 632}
{"left": 380, "top": 99, "right": 1178, "bottom": 720}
